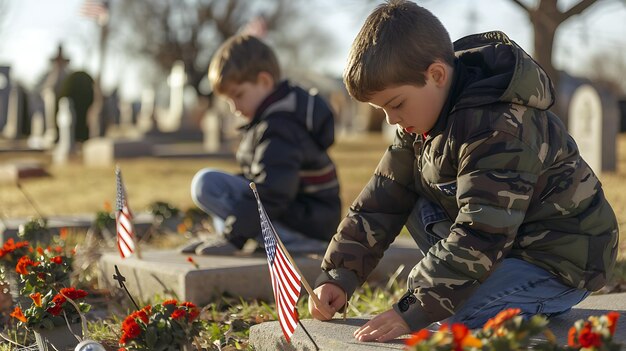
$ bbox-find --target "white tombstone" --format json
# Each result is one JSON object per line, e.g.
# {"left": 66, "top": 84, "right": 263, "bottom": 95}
{"left": 159, "top": 60, "right": 186, "bottom": 132}
{"left": 568, "top": 84, "right": 617, "bottom": 173}
{"left": 53, "top": 98, "right": 75, "bottom": 164}
{"left": 202, "top": 109, "right": 221, "bottom": 152}
{"left": 1, "top": 87, "right": 20, "bottom": 139}
{"left": 42, "top": 87, "right": 58, "bottom": 146}
{"left": 27, "top": 111, "right": 45, "bottom": 149}
{"left": 137, "top": 88, "right": 155, "bottom": 132}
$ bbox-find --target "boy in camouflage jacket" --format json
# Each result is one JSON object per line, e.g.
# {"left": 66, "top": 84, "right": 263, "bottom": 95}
{"left": 309, "top": 0, "right": 619, "bottom": 342}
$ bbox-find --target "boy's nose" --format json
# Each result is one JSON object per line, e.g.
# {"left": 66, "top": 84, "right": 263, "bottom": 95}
{"left": 385, "top": 111, "right": 400, "bottom": 125}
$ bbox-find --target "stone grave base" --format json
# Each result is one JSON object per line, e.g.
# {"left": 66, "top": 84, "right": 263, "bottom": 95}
{"left": 98, "top": 238, "right": 421, "bottom": 306}
{"left": 250, "top": 293, "right": 626, "bottom": 350}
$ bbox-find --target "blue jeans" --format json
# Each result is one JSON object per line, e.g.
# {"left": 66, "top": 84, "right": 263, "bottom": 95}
{"left": 190, "top": 168, "right": 327, "bottom": 251}
{"left": 405, "top": 198, "right": 590, "bottom": 328}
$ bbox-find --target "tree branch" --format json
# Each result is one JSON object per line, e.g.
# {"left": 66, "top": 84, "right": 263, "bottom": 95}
{"left": 510, "top": 0, "right": 532, "bottom": 13}
{"left": 562, "top": 0, "right": 598, "bottom": 20}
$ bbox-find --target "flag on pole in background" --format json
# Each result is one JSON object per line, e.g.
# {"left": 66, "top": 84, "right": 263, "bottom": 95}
{"left": 115, "top": 167, "right": 136, "bottom": 258}
{"left": 252, "top": 186, "right": 301, "bottom": 342}
{"left": 80, "top": 0, "right": 109, "bottom": 26}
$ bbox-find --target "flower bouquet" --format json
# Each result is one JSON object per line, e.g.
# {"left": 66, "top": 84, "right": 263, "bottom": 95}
{"left": 567, "top": 312, "right": 621, "bottom": 350}
{"left": 405, "top": 309, "right": 623, "bottom": 351}
{"left": 119, "top": 299, "right": 202, "bottom": 350}
{"left": 10, "top": 287, "right": 90, "bottom": 330}
{"left": 16, "top": 245, "right": 74, "bottom": 296}
{"left": 0, "top": 238, "right": 30, "bottom": 281}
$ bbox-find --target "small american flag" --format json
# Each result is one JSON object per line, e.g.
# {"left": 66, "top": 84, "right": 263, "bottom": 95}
{"left": 115, "top": 167, "right": 136, "bottom": 258}
{"left": 80, "top": 0, "right": 109, "bottom": 25}
{"left": 251, "top": 184, "right": 301, "bottom": 342}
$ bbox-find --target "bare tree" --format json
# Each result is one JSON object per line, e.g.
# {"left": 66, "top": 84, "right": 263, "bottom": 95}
{"left": 509, "top": 0, "right": 603, "bottom": 92}
{"left": 110, "top": 0, "right": 338, "bottom": 96}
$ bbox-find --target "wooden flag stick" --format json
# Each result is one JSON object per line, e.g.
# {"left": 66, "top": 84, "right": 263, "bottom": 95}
{"left": 249, "top": 183, "right": 334, "bottom": 320}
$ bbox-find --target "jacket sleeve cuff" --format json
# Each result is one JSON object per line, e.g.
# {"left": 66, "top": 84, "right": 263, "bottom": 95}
{"left": 392, "top": 290, "right": 434, "bottom": 331}
{"left": 314, "top": 268, "right": 360, "bottom": 300}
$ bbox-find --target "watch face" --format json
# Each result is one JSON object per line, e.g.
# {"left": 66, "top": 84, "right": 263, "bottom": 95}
{"left": 75, "top": 340, "right": 106, "bottom": 351}
{"left": 398, "top": 292, "right": 418, "bottom": 312}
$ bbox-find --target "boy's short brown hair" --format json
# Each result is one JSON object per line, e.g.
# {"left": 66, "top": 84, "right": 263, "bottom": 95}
{"left": 344, "top": 0, "right": 455, "bottom": 102}
{"left": 208, "top": 35, "right": 281, "bottom": 94}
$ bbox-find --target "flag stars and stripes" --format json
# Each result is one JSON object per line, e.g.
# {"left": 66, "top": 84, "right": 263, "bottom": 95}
{"left": 116, "top": 168, "right": 136, "bottom": 259}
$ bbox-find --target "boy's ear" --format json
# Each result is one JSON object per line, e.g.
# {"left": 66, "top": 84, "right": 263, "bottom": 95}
{"left": 256, "top": 71, "right": 275, "bottom": 89}
{"left": 427, "top": 61, "right": 448, "bottom": 87}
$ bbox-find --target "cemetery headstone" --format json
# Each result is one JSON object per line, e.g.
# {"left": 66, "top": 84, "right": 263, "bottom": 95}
{"left": 201, "top": 109, "right": 220, "bottom": 152}
{"left": 53, "top": 98, "right": 75, "bottom": 164}
{"left": 568, "top": 84, "right": 618, "bottom": 173}
{"left": 137, "top": 88, "right": 155, "bottom": 132}
{"left": 42, "top": 87, "right": 58, "bottom": 146}
{"left": 27, "top": 111, "right": 45, "bottom": 149}
{"left": 0, "top": 66, "right": 10, "bottom": 131}
{"left": 158, "top": 60, "right": 186, "bottom": 132}
{"left": 1, "top": 86, "right": 22, "bottom": 139}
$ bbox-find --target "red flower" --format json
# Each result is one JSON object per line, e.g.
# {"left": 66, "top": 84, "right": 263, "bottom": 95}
{"left": 120, "top": 318, "right": 142, "bottom": 344}
{"left": 142, "top": 305, "right": 152, "bottom": 314}
{"left": 10, "top": 307, "right": 26, "bottom": 323}
{"left": 607, "top": 311, "right": 620, "bottom": 336}
{"left": 188, "top": 309, "right": 200, "bottom": 321}
{"left": 131, "top": 310, "right": 149, "bottom": 324}
{"left": 568, "top": 326, "right": 578, "bottom": 347}
{"left": 37, "top": 247, "right": 44, "bottom": 255}
{"left": 46, "top": 295, "right": 67, "bottom": 316}
{"left": 30, "top": 292, "right": 42, "bottom": 307}
{"left": 182, "top": 301, "right": 196, "bottom": 309}
{"left": 15, "top": 256, "right": 39, "bottom": 275}
{"left": 162, "top": 299, "right": 178, "bottom": 306}
{"left": 50, "top": 256, "right": 63, "bottom": 264}
{"left": 60, "top": 287, "right": 88, "bottom": 300}
{"left": 405, "top": 329, "right": 430, "bottom": 346}
{"left": 171, "top": 309, "right": 186, "bottom": 320}
{"left": 483, "top": 308, "right": 521, "bottom": 331}
{"left": 578, "top": 322, "right": 602, "bottom": 348}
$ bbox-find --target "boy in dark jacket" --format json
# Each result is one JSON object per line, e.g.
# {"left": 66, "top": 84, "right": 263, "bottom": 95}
{"left": 188, "top": 35, "right": 341, "bottom": 255}
{"left": 309, "top": 0, "right": 618, "bottom": 342}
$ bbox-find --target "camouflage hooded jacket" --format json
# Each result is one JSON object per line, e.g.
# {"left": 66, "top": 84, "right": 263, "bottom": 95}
{"left": 317, "top": 31, "right": 619, "bottom": 331}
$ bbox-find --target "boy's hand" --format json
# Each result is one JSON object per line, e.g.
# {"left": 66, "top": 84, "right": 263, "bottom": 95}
{"left": 354, "top": 308, "right": 410, "bottom": 342}
{"left": 308, "top": 283, "right": 346, "bottom": 320}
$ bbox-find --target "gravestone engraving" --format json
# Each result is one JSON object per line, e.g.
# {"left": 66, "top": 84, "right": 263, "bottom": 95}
{"left": 53, "top": 98, "right": 75, "bottom": 164}
{"left": 568, "top": 84, "right": 617, "bottom": 173}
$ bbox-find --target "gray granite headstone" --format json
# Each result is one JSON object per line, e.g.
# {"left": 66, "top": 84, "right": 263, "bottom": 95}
{"left": 0, "top": 66, "right": 10, "bottom": 131}
{"left": 1, "top": 86, "right": 22, "bottom": 139}
{"left": 568, "top": 84, "right": 618, "bottom": 173}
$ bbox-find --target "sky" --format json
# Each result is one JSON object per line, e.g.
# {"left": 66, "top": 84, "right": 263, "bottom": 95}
{"left": 0, "top": 0, "right": 625, "bottom": 100}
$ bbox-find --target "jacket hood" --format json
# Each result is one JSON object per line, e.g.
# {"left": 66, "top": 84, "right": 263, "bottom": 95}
{"left": 453, "top": 31, "right": 555, "bottom": 111}
{"left": 258, "top": 81, "right": 335, "bottom": 149}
